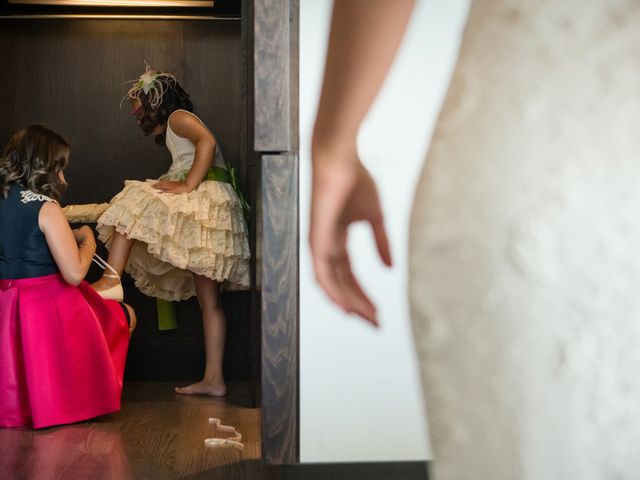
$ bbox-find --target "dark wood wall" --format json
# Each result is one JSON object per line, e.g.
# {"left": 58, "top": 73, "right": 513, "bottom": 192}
{"left": 0, "top": 19, "right": 252, "bottom": 381}
{"left": 254, "top": 0, "right": 299, "bottom": 464}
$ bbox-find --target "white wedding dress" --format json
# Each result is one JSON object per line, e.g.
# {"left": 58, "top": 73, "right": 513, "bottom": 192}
{"left": 409, "top": 1, "right": 640, "bottom": 478}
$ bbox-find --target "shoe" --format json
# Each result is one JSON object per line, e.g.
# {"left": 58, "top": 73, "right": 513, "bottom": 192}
{"left": 96, "top": 281, "right": 124, "bottom": 302}
{"left": 92, "top": 254, "right": 124, "bottom": 302}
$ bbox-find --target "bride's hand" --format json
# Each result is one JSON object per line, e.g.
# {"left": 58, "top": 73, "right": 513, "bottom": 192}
{"left": 310, "top": 150, "right": 392, "bottom": 326}
{"left": 152, "top": 180, "right": 191, "bottom": 194}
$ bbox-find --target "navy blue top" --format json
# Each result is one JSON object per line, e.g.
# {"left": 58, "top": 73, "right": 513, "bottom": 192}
{"left": 0, "top": 184, "right": 59, "bottom": 279}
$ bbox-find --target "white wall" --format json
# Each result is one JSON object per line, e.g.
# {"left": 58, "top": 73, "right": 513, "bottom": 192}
{"left": 299, "top": 0, "right": 471, "bottom": 463}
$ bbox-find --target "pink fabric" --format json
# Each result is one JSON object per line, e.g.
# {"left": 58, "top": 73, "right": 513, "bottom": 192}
{"left": 0, "top": 274, "right": 129, "bottom": 429}
{"left": 0, "top": 426, "right": 132, "bottom": 477}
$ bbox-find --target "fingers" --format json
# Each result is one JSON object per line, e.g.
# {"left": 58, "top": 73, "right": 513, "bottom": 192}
{"left": 152, "top": 181, "right": 189, "bottom": 194}
{"left": 312, "top": 245, "right": 379, "bottom": 327}
{"left": 313, "top": 253, "right": 348, "bottom": 311}
{"left": 371, "top": 215, "right": 392, "bottom": 267}
{"left": 334, "top": 255, "right": 378, "bottom": 325}
{"left": 309, "top": 163, "right": 381, "bottom": 326}
{"left": 152, "top": 182, "right": 175, "bottom": 194}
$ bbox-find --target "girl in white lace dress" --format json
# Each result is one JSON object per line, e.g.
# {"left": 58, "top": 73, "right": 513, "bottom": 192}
{"left": 94, "top": 67, "right": 250, "bottom": 396}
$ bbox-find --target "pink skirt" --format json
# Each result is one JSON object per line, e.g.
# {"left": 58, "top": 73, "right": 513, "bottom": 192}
{"left": 0, "top": 274, "right": 129, "bottom": 429}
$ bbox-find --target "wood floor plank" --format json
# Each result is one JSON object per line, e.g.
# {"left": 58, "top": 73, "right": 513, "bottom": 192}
{"left": 0, "top": 382, "right": 427, "bottom": 480}
{"left": 0, "top": 382, "right": 271, "bottom": 480}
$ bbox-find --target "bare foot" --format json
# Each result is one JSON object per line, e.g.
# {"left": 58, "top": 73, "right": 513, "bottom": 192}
{"left": 175, "top": 380, "right": 227, "bottom": 397}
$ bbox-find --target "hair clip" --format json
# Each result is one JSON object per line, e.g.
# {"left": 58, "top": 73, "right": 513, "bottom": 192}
{"left": 121, "top": 62, "right": 177, "bottom": 110}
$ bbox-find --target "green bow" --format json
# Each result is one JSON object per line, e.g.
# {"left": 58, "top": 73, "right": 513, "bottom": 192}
{"left": 178, "top": 162, "right": 251, "bottom": 221}
{"left": 225, "top": 161, "right": 252, "bottom": 222}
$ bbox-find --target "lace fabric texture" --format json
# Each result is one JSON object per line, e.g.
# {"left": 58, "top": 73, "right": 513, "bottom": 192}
{"left": 97, "top": 178, "right": 250, "bottom": 301}
{"left": 409, "top": 1, "right": 640, "bottom": 479}
{"left": 63, "top": 203, "right": 110, "bottom": 223}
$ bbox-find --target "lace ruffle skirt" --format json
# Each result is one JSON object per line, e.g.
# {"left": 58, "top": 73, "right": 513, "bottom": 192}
{"left": 97, "top": 179, "right": 250, "bottom": 301}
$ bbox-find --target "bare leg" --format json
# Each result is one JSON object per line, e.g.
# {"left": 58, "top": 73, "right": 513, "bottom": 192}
{"left": 123, "top": 303, "right": 137, "bottom": 336}
{"left": 92, "top": 231, "right": 135, "bottom": 292}
{"left": 175, "top": 274, "right": 227, "bottom": 397}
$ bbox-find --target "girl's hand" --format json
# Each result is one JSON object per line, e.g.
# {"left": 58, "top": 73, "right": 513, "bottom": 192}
{"left": 152, "top": 180, "right": 192, "bottom": 194}
{"left": 73, "top": 225, "right": 95, "bottom": 245}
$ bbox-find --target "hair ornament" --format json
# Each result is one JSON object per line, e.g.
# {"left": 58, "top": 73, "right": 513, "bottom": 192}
{"left": 121, "top": 63, "right": 177, "bottom": 110}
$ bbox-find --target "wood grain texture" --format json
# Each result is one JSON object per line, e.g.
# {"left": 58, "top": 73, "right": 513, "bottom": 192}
{"left": 241, "top": 0, "right": 263, "bottom": 410}
{"left": 0, "top": 382, "right": 267, "bottom": 480}
{"left": 253, "top": 0, "right": 291, "bottom": 151}
{"left": 261, "top": 154, "right": 299, "bottom": 465}
{"left": 0, "top": 19, "right": 251, "bottom": 381}
{"left": 0, "top": 382, "right": 427, "bottom": 479}
{"left": 288, "top": 0, "right": 299, "bottom": 154}
{"left": 254, "top": 0, "right": 300, "bottom": 465}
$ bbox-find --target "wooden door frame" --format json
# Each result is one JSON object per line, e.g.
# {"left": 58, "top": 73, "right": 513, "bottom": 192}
{"left": 248, "top": 0, "right": 300, "bottom": 465}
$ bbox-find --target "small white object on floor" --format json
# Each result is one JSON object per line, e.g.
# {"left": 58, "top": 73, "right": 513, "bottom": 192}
{"left": 204, "top": 417, "right": 244, "bottom": 451}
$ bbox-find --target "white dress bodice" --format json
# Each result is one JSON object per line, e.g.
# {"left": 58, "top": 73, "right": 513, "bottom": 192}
{"left": 164, "top": 109, "right": 226, "bottom": 179}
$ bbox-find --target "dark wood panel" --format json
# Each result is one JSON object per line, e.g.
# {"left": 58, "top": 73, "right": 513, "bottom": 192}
{"left": 183, "top": 21, "right": 244, "bottom": 172}
{"left": 289, "top": 0, "right": 299, "bottom": 154}
{"left": 0, "top": 19, "right": 251, "bottom": 381}
{"left": 0, "top": 19, "right": 184, "bottom": 198}
{"left": 254, "top": 0, "right": 299, "bottom": 465}
{"left": 261, "top": 154, "right": 298, "bottom": 465}
{"left": 280, "top": 462, "right": 429, "bottom": 480}
{"left": 253, "top": 0, "right": 291, "bottom": 152}
{"left": 242, "top": 0, "right": 263, "bottom": 410}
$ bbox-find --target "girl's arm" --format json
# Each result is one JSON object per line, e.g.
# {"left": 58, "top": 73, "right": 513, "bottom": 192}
{"left": 153, "top": 111, "right": 217, "bottom": 194}
{"left": 39, "top": 201, "right": 95, "bottom": 286}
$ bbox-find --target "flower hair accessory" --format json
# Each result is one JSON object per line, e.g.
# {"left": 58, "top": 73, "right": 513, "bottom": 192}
{"left": 122, "top": 63, "right": 177, "bottom": 110}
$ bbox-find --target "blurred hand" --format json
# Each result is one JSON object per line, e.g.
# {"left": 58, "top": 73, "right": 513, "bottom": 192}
{"left": 72, "top": 225, "right": 95, "bottom": 246}
{"left": 310, "top": 153, "right": 392, "bottom": 326}
{"left": 152, "top": 180, "right": 192, "bottom": 194}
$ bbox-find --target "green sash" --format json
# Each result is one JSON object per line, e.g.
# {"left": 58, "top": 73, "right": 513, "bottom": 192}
{"left": 161, "top": 162, "right": 250, "bottom": 330}
{"left": 178, "top": 163, "right": 251, "bottom": 220}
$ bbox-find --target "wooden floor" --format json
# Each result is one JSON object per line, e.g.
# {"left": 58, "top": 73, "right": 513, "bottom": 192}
{"left": 0, "top": 382, "right": 428, "bottom": 480}
{"left": 0, "top": 382, "right": 271, "bottom": 480}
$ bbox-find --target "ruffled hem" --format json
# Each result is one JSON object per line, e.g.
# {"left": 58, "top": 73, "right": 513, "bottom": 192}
{"left": 96, "top": 179, "right": 250, "bottom": 300}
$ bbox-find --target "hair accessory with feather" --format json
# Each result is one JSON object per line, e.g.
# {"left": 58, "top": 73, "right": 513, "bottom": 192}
{"left": 121, "top": 63, "right": 177, "bottom": 110}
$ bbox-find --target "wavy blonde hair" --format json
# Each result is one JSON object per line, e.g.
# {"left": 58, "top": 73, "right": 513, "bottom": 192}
{"left": 0, "top": 125, "right": 70, "bottom": 201}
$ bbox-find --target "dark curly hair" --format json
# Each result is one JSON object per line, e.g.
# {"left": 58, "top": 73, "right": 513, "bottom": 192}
{"left": 132, "top": 74, "right": 194, "bottom": 146}
{"left": 0, "top": 125, "right": 70, "bottom": 201}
